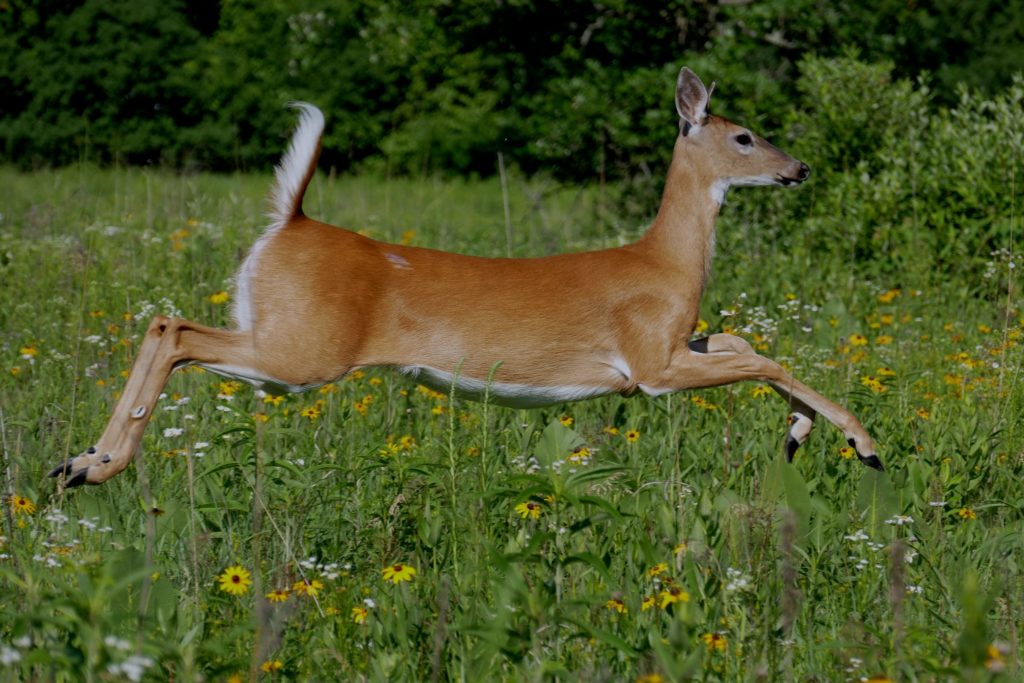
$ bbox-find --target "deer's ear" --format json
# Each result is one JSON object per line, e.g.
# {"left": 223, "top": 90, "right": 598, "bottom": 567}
{"left": 676, "top": 67, "right": 710, "bottom": 132}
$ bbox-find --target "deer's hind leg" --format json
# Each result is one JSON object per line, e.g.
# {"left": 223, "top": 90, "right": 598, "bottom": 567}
{"left": 52, "top": 316, "right": 260, "bottom": 486}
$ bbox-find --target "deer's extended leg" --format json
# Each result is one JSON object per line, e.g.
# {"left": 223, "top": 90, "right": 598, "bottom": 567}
{"left": 52, "top": 316, "right": 259, "bottom": 486}
{"left": 690, "top": 334, "right": 817, "bottom": 461}
{"left": 665, "top": 343, "right": 881, "bottom": 469}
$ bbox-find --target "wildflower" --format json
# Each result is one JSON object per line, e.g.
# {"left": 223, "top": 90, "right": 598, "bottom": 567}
{"left": 752, "top": 384, "right": 772, "bottom": 398}
{"left": 876, "top": 367, "right": 896, "bottom": 377}
{"left": 958, "top": 507, "right": 977, "bottom": 521}
{"left": 636, "top": 674, "right": 665, "bottom": 683}
{"left": 702, "top": 632, "right": 728, "bottom": 653}
{"left": 162, "top": 427, "right": 184, "bottom": 438}
{"left": 640, "top": 595, "right": 656, "bottom": 611}
{"left": 647, "top": 562, "right": 668, "bottom": 578}
{"left": 300, "top": 405, "right": 321, "bottom": 421}
{"left": 694, "top": 319, "right": 709, "bottom": 333}
{"left": 431, "top": 405, "right": 445, "bottom": 416}
{"left": 986, "top": 642, "right": 1008, "bottom": 673}
{"left": 264, "top": 394, "right": 285, "bottom": 406}
{"left": 399, "top": 434, "right": 416, "bottom": 450}
{"left": 265, "top": 588, "right": 290, "bottom": 603}
{"left": 559, "top": 415, "right": 574, "bottom": 427}
{"left": 884, "top": 515, "right": 914, "bottom": 526}
{"left": 382, "top": 563, "right": 417, "bottom": 584}
{"left": 658, "top": 587, "right": 689, "bottom": 609}
{"left": 879, "top": 313, "right": 895, "bottom": 326}
{"left": 252, "top": 412, "right": 269, "bottom": 423}
{"left": 260, "top": 659, "right": 283, "bottom": 673}
{"left": 624, "top": 429, "right": 640, "bottom": 443}
{"left": 977, "top": 324, "right": 992, "bottom": 334}
{"left": 605, "top": 597, "right": 628, "bottom": 614}
{"left": 218, "top": 380, "right": 242, "bottom": 396}
{"left": 602, "top": 426, "right": 620, "bottom": 436}
{"left": 691, "top": 395, "right": 717, "bottom": 410}
{"left": 292, "top": 578, "right": 324, "bottom": 597}
{"left": 352, "top": 606, "right": 369, "bottom": 624}
{"left": 226, "top": 675, "right": 243, "bottom": 683}
{"left": 860, "top": 376, "right": 887, "bottom": 394}
{"left": 515, "top": 501, "right": 542, "bottom": 520}
{"left": 849, "top": 334, "right": 869, "bottom": 346}
{"left": 878, "top": 289, "right": 901, "bottom": 303}
{"left": 874, "top": 335, "right": 894, "bottom": 346}
{"left": 916, "top": 408, "right": 930, "bottom": 420}
{"left": 8, "top": 494, "right": 36, "bottom": 516}
{"left": 217, "top": 565, "right": 252, "bottom": 596}
{"left": 399, "top": 229, "right": 416, "bottom": 245}
{"left": 19, "top": 345, "right": 38, "bottom": 359}
{"left": 379, "top": 442, "right": 402, "bottom": 457}
{"left": 838, "top": 446, "right": 856, "bottom": 460}
{"left": 673, "top": 542, "right": 687, "bottom": 556}
{"left": 207, "top": 291, "right": 230, "bottom": 304}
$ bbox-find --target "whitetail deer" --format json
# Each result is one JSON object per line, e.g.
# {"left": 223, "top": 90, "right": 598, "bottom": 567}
{"left": 51, "top": 67, "right": 881, "bottom": 487}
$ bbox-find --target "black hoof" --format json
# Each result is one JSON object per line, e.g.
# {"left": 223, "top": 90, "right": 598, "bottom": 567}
{"left": 785, "top": 434, "right": 800, "bottom": 462}
{"left": 48, "top": 460, "right": 73, "bottom": 478}
{"left": 65, "top": 468, "right": 89, "bottom": 488}
{"left": 859, "top": 454, "right": 885, "bottom": 471}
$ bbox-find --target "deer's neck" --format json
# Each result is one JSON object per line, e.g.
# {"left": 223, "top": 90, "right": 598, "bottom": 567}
{"left": 637, "top": 139, "right": 722, "bottom": 293}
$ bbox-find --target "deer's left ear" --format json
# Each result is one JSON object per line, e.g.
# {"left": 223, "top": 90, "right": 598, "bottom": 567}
{"left": 676, "top": 67, "right": 712, "bottom": 134}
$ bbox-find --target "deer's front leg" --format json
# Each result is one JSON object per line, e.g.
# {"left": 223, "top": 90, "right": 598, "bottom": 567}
{"left": 689, "top": 334, "right": 817, "bottom": 461}
{"left": 52, "top": 316, "right": 256, "bottom": 486}
{"left": 662, "top": 343, "right": 882, "bottom": 470}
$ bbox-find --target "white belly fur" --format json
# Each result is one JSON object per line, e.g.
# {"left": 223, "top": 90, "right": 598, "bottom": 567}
{"left": 399, "top": 365, "right": 613, "bottom": 408}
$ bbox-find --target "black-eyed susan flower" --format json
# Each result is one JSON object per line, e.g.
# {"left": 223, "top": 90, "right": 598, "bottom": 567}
{"left": 265, "top": 588, "right": 290, "bottom": 603}
{"left": 751, "top": 385, "right": 772, "bottom": 398}
{"left": 292, "top": 578, "right": 324, "bottom": 597}
{"left": 636, "top": 674, "right": 665, "bottom": 683}
{"left": 259, "top": 659, "right": 283, "bottom": 673}
{"left": 658, "top": 586, "right": 689, "bottom": 609}
{"left": 559, "top": 415, "right": 574, "bottom": 427}
{"left": 352, "top": 606, "right": 369, "bottom": 624}
{"left": 8, "top": 494, "right": 36, "bottom": 516}
{"left": 958, "top": 507, "right": 977, "bottom": 521}
{"left": 878, "top": 288, "right": 901, "bottom": 303}
{"left": 382, "top": 563, "right": 417, "bottom": 584}
{"left": 624, "top": 429, "right": 640, "bottom": 443}
{"left": 640, "top": 595, "right": 656, "bottom": 611}
{"left": 860, "top": 376, "right": 887, "bottom": 394}
{"left": 647, "top": 562, "right": 668, "bottom": 578}
{"left": 300, "top": 405, "right": 321, "bottom": 421}
{"left": 207, "top": 291, "right": 230, "bottom": 305}
{"left": 602, "top": 425, "right": 619, "bottom": 436}
{"left": 217, "top": 565, "right": 252, "bottom": 596}
{"left": 701, "top": 632, "right": 728, "bottom": 652}
{"left": 515, "top": 501, "right": 542, "bottom": 520}
{"left": 875, "top": 335, "right": 894, "bottom": 345}
{"left": 605, "top": 597, "right": 628, "bottom": 614}
{"left": 839, "top": 446, "right": 856, "bottom": 460}
{"left": 916, "top": 408, "right": 930, "bottom": 421}
{"left": 849, "top": 334, "right": 869, "bottom": 347}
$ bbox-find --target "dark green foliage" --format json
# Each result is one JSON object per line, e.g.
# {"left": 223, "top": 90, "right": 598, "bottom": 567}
{"left": 2, "top": 0, "right": 1022, "bottom": 178}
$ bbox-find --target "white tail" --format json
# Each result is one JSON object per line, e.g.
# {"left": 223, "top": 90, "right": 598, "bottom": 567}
{"left": 52, "top": 66, "right": 880, "bottom": 488}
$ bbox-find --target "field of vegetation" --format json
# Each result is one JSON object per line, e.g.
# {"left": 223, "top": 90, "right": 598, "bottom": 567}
{"left": 2, "top": 59, "right": 1023, "bottom": 682}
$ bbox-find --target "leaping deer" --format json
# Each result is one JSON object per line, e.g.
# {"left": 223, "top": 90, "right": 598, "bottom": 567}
{"left": 51, "top": 67, "right": 882, "bottom": 488}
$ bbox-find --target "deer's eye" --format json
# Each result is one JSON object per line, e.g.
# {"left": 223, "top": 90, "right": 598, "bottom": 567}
{"left": 735, "top": 133, "right": 752, "bottom": 146}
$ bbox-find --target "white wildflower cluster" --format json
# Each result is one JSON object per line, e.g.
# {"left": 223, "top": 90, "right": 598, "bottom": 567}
{"left": 983, "top": 247, "right": 1016, "bottom": 280}
{"left": 0, "top": 644, "right": 21, "bottom": 666}
{"left": 724, "top": 567, "right": 752, "bottom": 592}
{"left": 106, "top": 654, "right": 155, "bottom": 682}
{"left": 845, "top": 656, "right": 862, "bottom": 674}
{"left": 298, "top": 556, "right": 349, "bottom": 581}
{"left": 844, "top": 529, "right": 869, "bottom": 542}
{"left": 511, "top": 454, "right": 542, "bottom": 474}
{"left": 162, "top": 427, "right": 184, "bottom": 438}
{"left": 134, "top": 298, "right": 182, "bottom": 322}
{"left": 884, "top": 514, "right": 914, "bottom": 526}
{"left": 45, "top": 509, "right": 70, "bottom": 526}
{"left": 162, "top": 395, "right": 191, "bottom": 412}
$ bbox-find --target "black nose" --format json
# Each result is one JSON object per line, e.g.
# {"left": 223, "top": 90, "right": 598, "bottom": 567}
{"left": 797, "top": 163, "right": 810, "bottom": 180}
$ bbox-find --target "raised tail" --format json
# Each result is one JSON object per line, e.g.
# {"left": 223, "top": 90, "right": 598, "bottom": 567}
{"left": 269, "top": 102, "right": 324, "bottom": 225}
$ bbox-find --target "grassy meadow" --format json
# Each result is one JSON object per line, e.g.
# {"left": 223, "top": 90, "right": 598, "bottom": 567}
{"left": 0, "top": 161, "right": 1021, "bottom": 682}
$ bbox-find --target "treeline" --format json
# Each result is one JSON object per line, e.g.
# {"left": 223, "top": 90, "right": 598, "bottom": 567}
{"left": 1, "top": 0, "right": 1022, "bottom": 180}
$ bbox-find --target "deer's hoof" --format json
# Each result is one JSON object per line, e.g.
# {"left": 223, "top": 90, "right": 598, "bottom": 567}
{"left": 848, "top": 438, "right": 884, "bottom": 471}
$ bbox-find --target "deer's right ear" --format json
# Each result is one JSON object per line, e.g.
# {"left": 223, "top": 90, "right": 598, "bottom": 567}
{"left": 676, "top": 67, "right": 709, "bottom": 135}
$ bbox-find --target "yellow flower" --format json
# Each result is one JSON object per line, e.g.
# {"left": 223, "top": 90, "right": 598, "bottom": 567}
{"left": 567, "top": 446, "right": 591, "bottom": 464}
{"left": 264, "top": 394, "right": 285, "bottom": 406}
{"left": 636, "top": 674, "right": 665, "bottom": 683}
{"left": 382, "top": 563, "right": 417, "bottom": 584}
{"left": 9, "top": 367, "right": 20, "bottom": 377}
{"left": 602, "top": 425, "right": 620, "bottom": 436}
{"left": 838, "top": 446, "right": 856, "bottom": 460}
{"left": 879, "top": 313, "right": 895, "bottom": 326}
{"left": 515, "top": 501, "right": 543, "bottom": 520}
{"left": 876, "top": 366, "right": 896, "bottom": 377}
{"left": 958, "top": 507, "right": 977, "bottom": 521}
{"left": 691, "top": 395, "right": 717, "bottom": 410}
{"left": 673, "top": 542, "right": 687, "bottom": 556}
{"left": 352, "top": 606, "right": 369, "bottom": 624}
{"left": 207, "top": 290, "right": 230, "bottom": 305}
{"left": 300, "top": 405, "right": 321, "bottom": 421}
{"left": 9, "top": 494, "right": 36, "bottom": 516}
{"left": 647, "top": 562, "right": 668, "bottom": 578}
{"left": 860, "top": 376, "right": 888, "bottom": 394}
{"left": 217, "top": 565, "right": 252, "bottom": 596}
{"left": 916, "top": 408, "right": 930, "bottom": 421}
{"left": 695, "top": 319, "right": 709, "bottom": 333}
{"left": 877, "top": 288, "right": 901, "bottom": 303}
{"left": 640, "top": 595, "right": 656, "bottom": 611}
{"left": 559, "top": 415, "right": 574, "bottom": 427}
{"left": 252, "top": 412, "right": 270, "bottom": 423}
{"left": 291, "top": 579, "right": 324, "bottom": 598}
{"left": 399, "top": 229, "right": 416, "bottom": 245}
{"left": 702, "top": 632, "right": 728, "bottom": 652}
{"left": 849, "top": 334, "right": 869, "bottom": 346}
{"left": 978, "top": 324, "right": 992, "bottom": 334}
{"left": 751, "top": 385, "right": 772, "bottom": 398}
{"left": 218, "top": 380, "right": 242, "bottom": 396}
{"left": 259, "top": 659, "right": 283, "bottom": 673}
{"left": 605, "top": 597, "right": 628, "bottom": 614}
{"left": 658, "top": 587, "right": 689, "bottom": 609}
{"left": 624, "top": 429, "right": 640, "bottom": 443}
{"left": 874, "top": 335, "right": 894, "bottom": 345}
{"left": 265, "top": 588, "right": 290, "bottom": 603}
{"left": 399, "top": 434, "right": 417, "bottom": 450}
{"left": 226, "top": 674, "right": 244, "bottom": 683}
{"left": 19, "top": 345, "right": 38, "bottom": 358}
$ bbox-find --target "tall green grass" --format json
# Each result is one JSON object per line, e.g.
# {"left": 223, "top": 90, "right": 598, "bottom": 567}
{"left": 0, "top": 164, "right": 1021, "bottom": 681}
